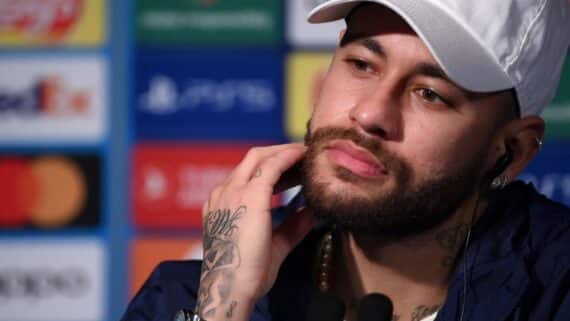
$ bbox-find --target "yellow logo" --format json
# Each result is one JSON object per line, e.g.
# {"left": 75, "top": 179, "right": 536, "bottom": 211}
{"left": 0, "top": 0, "right": 105, "bottom": 47}
{"left": 286, "top": 52, "right": 333, "bottom": 141}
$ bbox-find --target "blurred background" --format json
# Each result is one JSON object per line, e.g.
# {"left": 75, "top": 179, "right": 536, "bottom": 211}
{"left": 0, "top": 1, "right": 568, "bottom": 321}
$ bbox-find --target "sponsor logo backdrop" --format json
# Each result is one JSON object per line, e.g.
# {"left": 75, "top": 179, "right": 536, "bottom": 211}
{"left": 286, "top": 52, "right": 333, "bottom": 140}
{"left": 2, "top": 2, "right": 567, "bottom": 321}
{"left": 0, "top": 0, "right": 105, "bottom": 47}
{"left": 0, "top": 56, "right": 107, "bottom": 144}
{"left": 135, "top": 50, "right": 284, "bottom": 141}
{"left": 0, "top": 153, "right": 101, "bottom": 229}
{"left": 520, "top": 141, "right": 570, "bottom": 206}
{"left": 135, "top": 0, "right": 279, "bottom": 45}
{"left": 0, "top": 0, "right": 109, "bottom": 320}
{"left": 132, "top": 144, "right": 251, "bottom": 229}
{"left": 0, "top": 239, "right": 105, "bottom": 321}
{"left": 130, "top": 238, "right": 203, "bottom": 296}
{"left": 287, "top": 0, "right": 344, "bottom": 47}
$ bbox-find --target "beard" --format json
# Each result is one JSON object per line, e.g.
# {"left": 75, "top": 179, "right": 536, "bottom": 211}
{"left": 301, "top": 125, "right": 484, "bottom": 239}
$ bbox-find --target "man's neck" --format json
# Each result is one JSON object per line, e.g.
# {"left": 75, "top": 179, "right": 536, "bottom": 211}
{"left": 330, "top": 198, "right": 488, "bottom": 321}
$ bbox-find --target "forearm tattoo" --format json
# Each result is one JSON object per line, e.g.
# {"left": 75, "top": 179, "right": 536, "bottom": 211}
{"left": 197, "top": 206, "right": 245, "bottom": 318}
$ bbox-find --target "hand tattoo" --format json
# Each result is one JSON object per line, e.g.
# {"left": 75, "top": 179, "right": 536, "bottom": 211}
{"left": 197, "top": 206, "right": 245, "bottom": 318}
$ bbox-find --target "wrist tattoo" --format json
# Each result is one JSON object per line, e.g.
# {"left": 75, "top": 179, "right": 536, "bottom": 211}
{"left": 197, "top": 206, "right": 245, "bottom": 318}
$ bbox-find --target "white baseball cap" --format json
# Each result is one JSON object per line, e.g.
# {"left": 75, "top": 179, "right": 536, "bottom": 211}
{"left": 308, "top": 0, "right": 570, "bottom": 116}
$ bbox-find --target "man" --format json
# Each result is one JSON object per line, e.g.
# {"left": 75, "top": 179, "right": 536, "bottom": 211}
{"left": 122, "top": 1, "right": 570, "bottom": 321}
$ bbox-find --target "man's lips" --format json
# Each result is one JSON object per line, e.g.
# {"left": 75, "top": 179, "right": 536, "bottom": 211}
{"left": 325, "top": 140, "right": 387, "bottom": 178}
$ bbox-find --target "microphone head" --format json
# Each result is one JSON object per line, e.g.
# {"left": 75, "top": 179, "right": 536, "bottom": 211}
{"left": 357, "top": 293, "right": 394, "bottom": 321}
{"left": 306, "top": 290, "right": 346, "bottom": 321}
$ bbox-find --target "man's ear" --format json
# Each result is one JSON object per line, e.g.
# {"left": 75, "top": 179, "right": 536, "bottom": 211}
{"left": 338, "top": 29, "right": 347, "bottom": 45}
{"left": 501, "top": 116, "right": 545, "bottom": 181}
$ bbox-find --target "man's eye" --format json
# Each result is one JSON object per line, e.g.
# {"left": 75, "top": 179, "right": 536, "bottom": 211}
{"left": 416, "top": 88, "right": 447, "bottom": 105}
{"left": 346, "top": 58, "right": 372, "bottom": 73}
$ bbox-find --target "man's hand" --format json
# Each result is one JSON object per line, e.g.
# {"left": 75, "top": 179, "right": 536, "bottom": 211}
{"left": 196, "top": 143, "right": 315, "bottom": 321}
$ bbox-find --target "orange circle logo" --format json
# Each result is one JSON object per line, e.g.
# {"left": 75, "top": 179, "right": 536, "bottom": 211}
{"left": 0, "top": 156, "right": 86, "bottom": 229}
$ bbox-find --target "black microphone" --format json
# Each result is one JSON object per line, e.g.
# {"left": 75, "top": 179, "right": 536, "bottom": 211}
{"left": 357, "top": 293, "right": 393, "bottom": 321}
{"left": 306, "top": 290, "right": 346, "bottom": 321}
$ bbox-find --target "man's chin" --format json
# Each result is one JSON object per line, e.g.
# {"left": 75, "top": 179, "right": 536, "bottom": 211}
{"left": 304, "top": 175, "right": 397, "bottom": 220}
{"left": 312, "top": 166, "right": 394, "bottom": 197}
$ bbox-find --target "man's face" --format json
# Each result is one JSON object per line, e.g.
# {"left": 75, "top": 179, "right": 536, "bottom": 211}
{"left": 302, "top": 5, "right": 510, "bottom": 237}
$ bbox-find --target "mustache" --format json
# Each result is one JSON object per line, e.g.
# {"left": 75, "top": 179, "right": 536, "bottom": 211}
{"left": 306, "top": 127, "right": 380, "bottom": 153}
{"left": 303, "top": 125, "right": 413, "bottom": 197}
{"left": 305, "top": 126, "right": 398, "bottom": 166}
{"left": 305, "top": 126, "right": 411, "bottom": 180}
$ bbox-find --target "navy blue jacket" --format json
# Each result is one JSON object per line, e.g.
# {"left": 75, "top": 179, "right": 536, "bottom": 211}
{"left": 121, "top": 182, "right": 570, "bottom": 321}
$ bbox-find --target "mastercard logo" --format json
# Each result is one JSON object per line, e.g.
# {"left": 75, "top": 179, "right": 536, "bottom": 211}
{"left": 0, "top": 156, "right": 87, "bottom": 228}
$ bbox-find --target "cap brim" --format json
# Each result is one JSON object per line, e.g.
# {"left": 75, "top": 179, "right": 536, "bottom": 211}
{"left": 308, "top": 0, "right": 514, "bottom": 93}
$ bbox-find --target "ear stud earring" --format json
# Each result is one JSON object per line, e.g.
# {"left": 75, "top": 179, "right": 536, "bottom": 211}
{"left": 490, "top": 174, "right": 509, "bottom": 190}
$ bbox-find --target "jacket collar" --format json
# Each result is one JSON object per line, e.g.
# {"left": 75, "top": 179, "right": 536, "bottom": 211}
{"left": 440, "top": 181, "right": 534, "bottom": 321}
{"left": 265, "top": 181, "right": 536, "bottom": 321}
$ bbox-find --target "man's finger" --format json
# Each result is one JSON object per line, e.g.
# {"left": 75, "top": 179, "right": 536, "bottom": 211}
{"left": 227, "top": 143, "right": 305, "bottom": 186}
{"left": 247, "top": 146, "right": 306, "bottom": 195}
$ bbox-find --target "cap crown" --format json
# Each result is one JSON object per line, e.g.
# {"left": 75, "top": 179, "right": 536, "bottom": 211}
{"left": 309, "top": 0, "right": 570, "bottom": 116}
{"left": 445, "top": 0, "right": 570, "bottom": 115}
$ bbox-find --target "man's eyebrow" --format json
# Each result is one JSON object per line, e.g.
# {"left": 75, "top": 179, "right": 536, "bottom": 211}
{"left": 341, "top": 35, "right": 386, "bottom": 59}
{"left": 341, "top": 35, "right": 461, "bottom": 86}
{"left": 412, "top": 63, "right": 452, "bottom": 82}
{"left": 413, "top": 62, "right": 481, "bottom": 98}
{"left": 360, "top": 38, "right": 386, "bottom": 58}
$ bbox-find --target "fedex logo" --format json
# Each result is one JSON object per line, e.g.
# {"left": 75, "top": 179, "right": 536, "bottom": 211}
{"left": 0, "top": 57, "right": 106, "bottom": 143}
{"left": 0, "top": 0, "right": 83, "bottom": 40}
{"left": 0, "top": 75, "right": 90, "bottom": 116}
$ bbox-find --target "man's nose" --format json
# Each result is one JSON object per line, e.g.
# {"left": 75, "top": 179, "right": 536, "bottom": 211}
{"left": 348, "top": 83, "right": 402, "bottom": 140}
